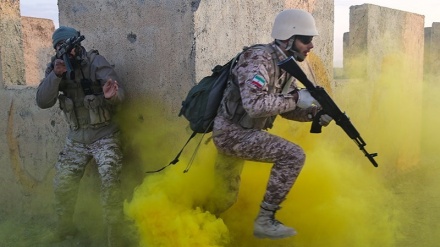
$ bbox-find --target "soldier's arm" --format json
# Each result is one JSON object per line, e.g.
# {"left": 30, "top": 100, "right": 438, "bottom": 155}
{"left": 93, "top": 55, "right": 125, "bottom": 104}
{"left": 238, "top": 49, "right": 298, "bottom": 118}
{"left": 36, "top": 61, "right": 61, "bottom": 109}
{"left": 280, "top": 106, "right": 318, "bottom": 122}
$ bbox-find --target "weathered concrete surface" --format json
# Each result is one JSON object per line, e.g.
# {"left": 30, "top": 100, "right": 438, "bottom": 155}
{"left": 0, "top": 1, "right": 64, "bottom": 221}
{"left": 57, "top": 0, "right": 333, "bottom": 115}
{"left": 424, "top": 22, "right": 440, "bottom": 81}
{"left": 345, "top": 4, "right": 424, "bottom": 81}
{"left": 0, "top": 0, "right": 25, "bottom": 86}
{"left": 21, "top": 17, "right": 54, "bottom": 86}
{"left": 343, "top": 4, "right": 424, "bottom": 172}
{"left": 423, "top": 23, "right": 440, "bottom": 157}
{"left": 342, "top": 6, "right": 436, "bottom": 247}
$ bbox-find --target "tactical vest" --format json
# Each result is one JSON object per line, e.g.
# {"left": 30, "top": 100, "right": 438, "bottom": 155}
{"left": 219, "top": 44, "right": 292, "bottom": 130}
{"left": 57, "top": 50, "right": 112, "bottom": 130}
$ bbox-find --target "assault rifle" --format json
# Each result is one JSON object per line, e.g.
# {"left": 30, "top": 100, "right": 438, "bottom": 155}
{"left": 55, "top": 34, "right": 85, "bottom": 80}
{"left": 278, "top": 56, "right": 378, "bottom": 167}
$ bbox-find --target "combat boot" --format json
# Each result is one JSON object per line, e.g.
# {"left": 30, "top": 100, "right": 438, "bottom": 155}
{"left": 253, "top": 202, "right": 296, "bottom": 239}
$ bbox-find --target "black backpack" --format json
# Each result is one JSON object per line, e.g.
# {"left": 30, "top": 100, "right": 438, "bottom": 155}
{"left": 145, "top": 55, "right": 240, "bottom": 174}
{"left": 179, "top": 44, "right": 274, "bottom": 134}
{"left": 178, "top": 56, "right": 238, "bottom": 134}
{"left": 147, "top": 44, "right": 272, "bottom": 173}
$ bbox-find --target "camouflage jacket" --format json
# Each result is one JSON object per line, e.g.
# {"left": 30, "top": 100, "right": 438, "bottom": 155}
{"left": 217, "top": 42, "right": 316, "bottom": 130}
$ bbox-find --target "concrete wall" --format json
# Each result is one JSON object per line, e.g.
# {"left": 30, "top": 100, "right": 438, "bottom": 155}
{"left": 0, "top": 0, "right": 63, "bottom": 219}
{"left": 0, "top": 0, "right": 25, "bottom": 86}
{"left": 422, "top": 22, "right": 440, "bottom": 160}
{"left": 344, "top": 4, "right": 424, "bottom": 81}
{"left": 424, "top": 22, "right": 440, "bottom": 81}
{"left": 341, "top": 12, "right": 435, "bottom": 246}
{"left": 342, "top": 4, "right": 425, "bottom": 172}
{"left": 57, "top": 0, "right": 333, "bottom": 115}
{"left": 0, "top": 0, "right": 334, "bottom": 220}
{"left": 21, "top": 17, "right": 54, "bottom": 86}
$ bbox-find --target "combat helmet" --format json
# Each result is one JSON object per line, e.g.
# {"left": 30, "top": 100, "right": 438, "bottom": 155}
{"left": 271, "top": 9, "right": 319, "bottom": 40}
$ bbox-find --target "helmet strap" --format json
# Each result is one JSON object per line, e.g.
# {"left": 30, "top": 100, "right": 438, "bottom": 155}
{"left": 275, "top": 38, "right": 305, "bottom": 62}
{"left": 289, "top": 36, "right": 305, "bottom": 62}
{"left": 285, "top": 38, "right": 294, "bottom": 51}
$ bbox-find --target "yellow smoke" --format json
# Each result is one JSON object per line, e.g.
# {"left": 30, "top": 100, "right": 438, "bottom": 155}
{"left": 120, "top": 50, "right": 440, "bottom": 246}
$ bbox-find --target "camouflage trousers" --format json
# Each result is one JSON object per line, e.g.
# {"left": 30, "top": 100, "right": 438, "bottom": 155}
{"left": 211, "top": 116, "right": 306, "bottom": 213}
{"left": 53, "top": 132, "right": 124, "bottom": 227}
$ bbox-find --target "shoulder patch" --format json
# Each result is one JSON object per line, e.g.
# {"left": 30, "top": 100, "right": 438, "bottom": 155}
{"left": 250, "top": 74, "right": 266, "bottom": 89}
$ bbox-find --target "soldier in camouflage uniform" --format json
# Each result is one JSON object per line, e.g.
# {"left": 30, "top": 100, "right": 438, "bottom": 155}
{"left": 36, "top": 26, "right": 126, "bottom": 246}
{"left": 211, "top": 9, "right": 333, "bottom": 239}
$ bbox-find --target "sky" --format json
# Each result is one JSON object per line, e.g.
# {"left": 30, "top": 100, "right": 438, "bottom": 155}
{"left": 19, "top": 0, "right": 440, "bottom": 67}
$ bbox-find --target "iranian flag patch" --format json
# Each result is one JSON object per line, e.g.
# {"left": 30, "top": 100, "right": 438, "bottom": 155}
{"left": 251, "top": 75, "right": 266, "bottom": 88}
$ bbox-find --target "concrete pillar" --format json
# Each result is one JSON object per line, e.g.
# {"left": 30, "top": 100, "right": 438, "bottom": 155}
{"left": 344, "top": 4, "right": 424, "bottom": 171}
{"left": 0, "top": 0, "right": 25, "bottom": 86}
{"left": 21, "top": 17, "right": 54, "bottom": 86}
{"left": 424, "top": 22, "right": 440, "bottom": 82}
{"left": 430, "top": 22, "right": 440, "bottom": 76}
{"left": 422, "top": 23, "right": 440, "bottom": 161}
{"left": 345, "top": 4, "right": 424, "bottom": 82}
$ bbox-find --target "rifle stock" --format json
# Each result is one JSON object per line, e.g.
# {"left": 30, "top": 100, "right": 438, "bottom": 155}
{"left": 278, "top": 56, "right": 378, "bottom": 167}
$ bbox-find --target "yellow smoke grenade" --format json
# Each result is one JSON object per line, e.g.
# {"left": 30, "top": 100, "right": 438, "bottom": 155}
{"left": 120, "top": 50, "right": 438, "bottom": 246}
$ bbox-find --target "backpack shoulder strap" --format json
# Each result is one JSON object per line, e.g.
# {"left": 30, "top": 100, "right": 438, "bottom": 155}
{"left": 146, "top": 131, "right": 197, "bottom": 174}
{"left": 263, "top": 44, "right": 280, "bottom": 85}
{"left": 229, "top": 44, "right": 278, "bottom": 81}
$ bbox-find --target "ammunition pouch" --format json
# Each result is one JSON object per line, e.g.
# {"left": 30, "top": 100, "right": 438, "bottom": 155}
{"left": 83, "top": 94, "right": 111, "bottom": 128}
{"left": 58, "top": 94, "right": 79, "bottom": 130}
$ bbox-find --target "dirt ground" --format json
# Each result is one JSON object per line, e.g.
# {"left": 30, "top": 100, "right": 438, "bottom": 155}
{"left": 0, "top": 214, "right": 139, "bottom": 247}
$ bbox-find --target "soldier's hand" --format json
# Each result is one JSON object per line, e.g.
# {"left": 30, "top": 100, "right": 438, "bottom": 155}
{"left": 296, "top": 89, "right": 320, "bottom": 109}
{"left": 319, "top": 114, "right": 333, "bottom": 126}
{"left": 53, "top": 59, "right": 66, "bottom": 78}
{"left": 103, "top": 79, "right": 119, "bottom": 99}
